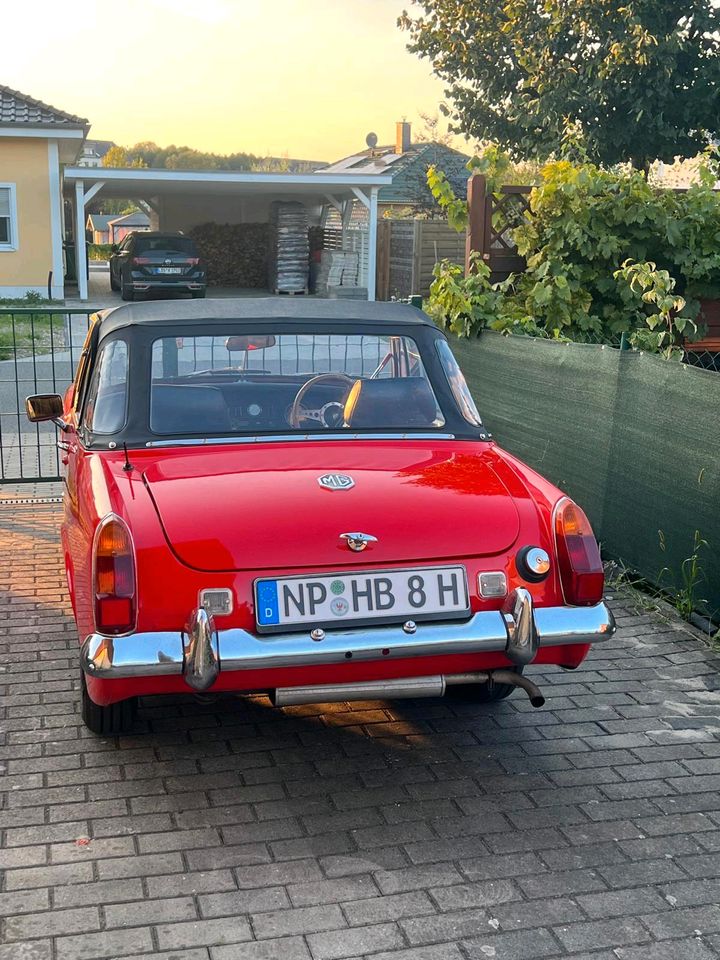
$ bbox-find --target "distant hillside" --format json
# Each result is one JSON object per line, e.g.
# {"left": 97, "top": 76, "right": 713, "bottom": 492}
{"left": 101, "top": 142, "right": 326, "bottom": 172}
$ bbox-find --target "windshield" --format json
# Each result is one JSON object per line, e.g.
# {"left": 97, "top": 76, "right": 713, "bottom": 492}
{"left": 149, "top": 332, "right": 445, "bottom": 435}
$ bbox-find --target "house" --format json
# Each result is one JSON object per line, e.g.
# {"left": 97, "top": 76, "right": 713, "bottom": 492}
{"left": 77, "top": 138, "right": 115, "bottom": 167}
{"left": 85, "top": 213, "right": 115, "bottom": 244}
{"left": 318, "top": 122, "right": 471, "bottom": 214}
{"left": 107, "top": 211, "right": 150, "bottom": 244}
{"left": 0, "top": 84, "right": 87, "bottom": 298}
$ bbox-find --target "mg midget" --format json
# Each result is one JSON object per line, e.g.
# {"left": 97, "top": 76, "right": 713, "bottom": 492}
{"left": 26, "top": 299, "right": 615, "bottom": 734}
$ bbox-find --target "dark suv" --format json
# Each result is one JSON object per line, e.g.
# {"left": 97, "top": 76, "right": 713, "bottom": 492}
{"left": 109, "top": 232, "right": 206, "bottom": 301}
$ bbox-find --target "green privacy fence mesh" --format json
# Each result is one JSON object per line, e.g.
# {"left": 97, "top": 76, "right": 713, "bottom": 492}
{"left": 452, "top": 332, "right": 720, "bottom": 620}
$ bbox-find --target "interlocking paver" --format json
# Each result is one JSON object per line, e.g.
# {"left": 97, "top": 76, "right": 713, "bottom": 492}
{"left": 2, "top": 499, "right": 720, "bottom": 960}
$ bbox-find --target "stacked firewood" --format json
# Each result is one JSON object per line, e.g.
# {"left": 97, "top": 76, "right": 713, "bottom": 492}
{"left": 188, "top": 222, "right": 269, "bottom": 288}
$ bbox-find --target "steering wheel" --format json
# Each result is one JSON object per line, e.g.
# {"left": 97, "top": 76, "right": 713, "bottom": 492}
{"left": 289, "top": 373, "right": 355, "bottom": 429}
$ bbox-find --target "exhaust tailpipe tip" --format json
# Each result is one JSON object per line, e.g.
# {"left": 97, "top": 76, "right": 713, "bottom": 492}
{"left": 490, "top": 669, "right": 546, "bottom": 709}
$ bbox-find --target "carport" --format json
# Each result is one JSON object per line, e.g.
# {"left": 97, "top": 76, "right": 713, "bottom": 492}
{"left": 62, "top": 167, "right": 393, "bottom": 302}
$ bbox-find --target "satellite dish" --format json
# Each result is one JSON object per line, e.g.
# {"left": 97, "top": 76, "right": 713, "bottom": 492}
{"left": 366, "top": 132, "right": 378, "bottom": 149}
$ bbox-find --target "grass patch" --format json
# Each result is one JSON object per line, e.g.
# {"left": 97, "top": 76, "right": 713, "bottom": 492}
{"left": 0, "top": 312, "right": 69, "bottom": 361}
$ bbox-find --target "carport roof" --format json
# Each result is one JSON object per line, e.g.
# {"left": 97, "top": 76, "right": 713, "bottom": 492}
{"left": 63, "top": 166, "right": 392, "bottom": 199}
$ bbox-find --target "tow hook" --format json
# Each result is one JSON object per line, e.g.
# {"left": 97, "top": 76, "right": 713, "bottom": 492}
{"left": 503, "top": 588, "right": 540, "bottom": 665}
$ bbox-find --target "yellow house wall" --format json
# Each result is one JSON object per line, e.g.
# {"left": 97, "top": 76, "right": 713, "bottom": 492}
{"left": 0, "top": 138, "right": 54, "bottom": 291}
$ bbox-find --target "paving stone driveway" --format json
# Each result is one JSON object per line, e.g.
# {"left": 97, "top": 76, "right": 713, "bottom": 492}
{"left": 1, "top": 496, "right": 720, "bottom": 960}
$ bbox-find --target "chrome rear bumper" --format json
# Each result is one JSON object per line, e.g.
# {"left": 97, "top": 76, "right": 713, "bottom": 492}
{"left": 81, "top": 589, "right": 616, "bottom": 692}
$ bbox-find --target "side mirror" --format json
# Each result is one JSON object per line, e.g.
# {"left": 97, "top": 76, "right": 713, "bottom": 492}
{"left": 26, "top": 394, "right": 64, "bottom": 424}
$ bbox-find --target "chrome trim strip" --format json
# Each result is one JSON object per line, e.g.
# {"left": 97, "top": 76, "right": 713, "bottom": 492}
{"left": 145, "top": 432, "right": 456, "bottom": 448}
{"left": 81, "top": 631, "right": 183, "bottom": 676}
{"left": 80, "top": 601, "right": 615, "bottom": 680}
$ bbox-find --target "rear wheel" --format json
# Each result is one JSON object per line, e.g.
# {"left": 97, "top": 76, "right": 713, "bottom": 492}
{"left": 109, "top": 268, "right": 119, "bottom": 291}
{"left": 449, "top": 667, "right": 523, "bottom": 703}
{"left": 120, "top": 276, "right": 134, "bottom": 301}
{"left": 81, "top": 672, "right": 137, "bottom": 735}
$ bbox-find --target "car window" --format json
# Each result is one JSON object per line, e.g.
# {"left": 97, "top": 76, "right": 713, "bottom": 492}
{"left": 435, "top": 340, "right": 483, "bottom": 426}
{"left": 71, "top": 317, "right": 100, "bottom": 417}
{"left": 135, "top": 236, "right": 197, "bottom": 256}
{"left": 149, "top": 332, "right": 445, "bottom": 436}
{"left": 83, "top": 339, "right": 129, "bottom": 434}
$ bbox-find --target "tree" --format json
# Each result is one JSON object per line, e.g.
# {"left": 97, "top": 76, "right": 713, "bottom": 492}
{"left": 415, "top": 111, "right": 454, "bottom": 146}
{"left": 399, "top": 1, "right": 720, "bottom": 169}
{"left": 101, "top": 145, "right": 148, "bottom": 169}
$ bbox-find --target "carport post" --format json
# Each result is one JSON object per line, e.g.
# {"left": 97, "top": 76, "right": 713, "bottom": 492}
{"left": 74, "top": 180, "right": 88, "bottom": 301}
{"left": 368, "top": 186, "right": 378, "bottom": 301}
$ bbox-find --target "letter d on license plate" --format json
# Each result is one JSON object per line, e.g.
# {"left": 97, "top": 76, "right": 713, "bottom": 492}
{"left": 254, "top": 565, "right": 469, "bottom": 633}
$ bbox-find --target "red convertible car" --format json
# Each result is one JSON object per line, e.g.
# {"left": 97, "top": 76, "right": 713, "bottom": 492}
{"left": 26, "top": 300, "right": 615, "bottom": 734}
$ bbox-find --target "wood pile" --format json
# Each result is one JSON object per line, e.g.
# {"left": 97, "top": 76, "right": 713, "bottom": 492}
{"left": 188, "top": 222, "right": 269, "bottom": 288}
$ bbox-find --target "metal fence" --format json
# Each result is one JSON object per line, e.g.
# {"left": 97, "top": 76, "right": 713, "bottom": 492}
{"left": 0, "top": 308, "right": 95, "bottom": 483}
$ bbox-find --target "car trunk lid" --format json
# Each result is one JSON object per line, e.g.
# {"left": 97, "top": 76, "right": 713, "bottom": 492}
{"left": 142, "top": 440, "right": 521, "bottom": 572}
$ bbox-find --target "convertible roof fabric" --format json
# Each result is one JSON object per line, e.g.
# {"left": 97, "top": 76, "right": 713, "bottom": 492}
{"left": 98, "top": 298, "right": 435, "bottom": 334}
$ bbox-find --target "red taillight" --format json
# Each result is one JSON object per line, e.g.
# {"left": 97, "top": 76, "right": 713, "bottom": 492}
{"left": 132, "top": 256, "right": 151, "bottom": 266}
{"left": 94, "top": 516, "right": 136, "bottom": 634}
{"left": 187, "top": 257, "right": 199, "bottom": 266}
{"left": 554, "top": 498, "right": 604, "bottom": 605}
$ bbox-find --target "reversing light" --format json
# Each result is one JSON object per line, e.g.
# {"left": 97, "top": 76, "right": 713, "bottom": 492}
{"left": 478, "top": 571, "right": 508, "bottom": 598}
{"left": 516, "top": 546, "right": 551, "bottom": 583}
{"left": 93, "top": 514, "right": 136, "bottom": 635}
{"left": 200, "top": 588, "right": 233, "bottom": 617}
{"left": 553, "top": 498, "right": 604, "bottom": 606}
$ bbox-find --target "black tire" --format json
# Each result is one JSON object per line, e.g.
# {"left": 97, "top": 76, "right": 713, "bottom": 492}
{"left": 191, "top": 289, "right": 206, "bottom": 299}
{"left": 109, "top": 271, "right": 119, "bottom": 292}
{"left": 449, "top": 667, "right": 523, "bottom": 703}
{"left": 120, "top": 275, "right": 134, "bottom": 301}
{"left": 81, "top": 672, "right": 137, "bottom": 735}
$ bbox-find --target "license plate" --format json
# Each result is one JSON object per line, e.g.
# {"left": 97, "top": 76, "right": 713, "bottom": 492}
{"left": 156, "top": 267, "right": 183, "bottom": 274}
{"left": 255, "top": 565, "right": 469, "bottom": 633}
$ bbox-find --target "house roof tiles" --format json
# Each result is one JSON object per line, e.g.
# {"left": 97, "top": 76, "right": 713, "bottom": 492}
{"left": 0, "top": 83, "right": 88, "bottom": 127}
{"left": 319, "top": 141, "right": 471, "bottom": 205}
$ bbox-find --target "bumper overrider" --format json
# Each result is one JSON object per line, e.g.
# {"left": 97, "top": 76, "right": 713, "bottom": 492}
{"left": 81, "top": 589, "right": 616, "bottom": 704}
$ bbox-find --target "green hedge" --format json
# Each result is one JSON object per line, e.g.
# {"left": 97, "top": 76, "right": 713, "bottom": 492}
{"left": 89, "top": 244, "right": 113, "bottom": 261}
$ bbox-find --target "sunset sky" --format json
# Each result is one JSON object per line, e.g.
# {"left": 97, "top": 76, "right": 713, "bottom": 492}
{"left": 4, "top": 0, "right": 457, "bottom": 161}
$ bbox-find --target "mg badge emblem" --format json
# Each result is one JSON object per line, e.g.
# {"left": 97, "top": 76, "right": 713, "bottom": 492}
{"left": 318, "top": 473, "right": 354, "bottom": 491}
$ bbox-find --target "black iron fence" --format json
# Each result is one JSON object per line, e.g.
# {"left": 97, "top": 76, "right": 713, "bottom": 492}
{"left": 0, "top": 308, "right": 96, "bottom": 483}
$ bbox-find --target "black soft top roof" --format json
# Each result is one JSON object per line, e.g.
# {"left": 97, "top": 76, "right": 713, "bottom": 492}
{"left": 96, "top": 298, "right": 436, "bottom": 336}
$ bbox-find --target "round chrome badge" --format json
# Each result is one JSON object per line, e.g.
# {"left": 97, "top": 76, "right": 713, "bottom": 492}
{"left": 318, "top": 474, "right": 355, "bottom": 491}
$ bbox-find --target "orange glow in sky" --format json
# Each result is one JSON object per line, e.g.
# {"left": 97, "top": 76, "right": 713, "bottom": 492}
{"left": 5, "top": 0, "right": 456, "bottom": 161}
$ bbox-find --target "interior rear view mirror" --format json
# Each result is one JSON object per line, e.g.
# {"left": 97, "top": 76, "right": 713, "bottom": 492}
{"left": 25, "top": 393, "right": 64, "bottom": 423}
{"left": 225, "top": 335, "right": 276, "bottom": 352}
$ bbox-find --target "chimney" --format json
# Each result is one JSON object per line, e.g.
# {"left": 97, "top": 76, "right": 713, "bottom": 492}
{"left": 395, "top": 120, "right": 411, "bottom": 154}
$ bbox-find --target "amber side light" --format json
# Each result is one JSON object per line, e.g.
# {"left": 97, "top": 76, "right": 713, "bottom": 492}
{"left": 94, "top": 517, "right": 136, "bottom": 635}
{"left": 554, "top": 499, "right": 605, "bottom": 606}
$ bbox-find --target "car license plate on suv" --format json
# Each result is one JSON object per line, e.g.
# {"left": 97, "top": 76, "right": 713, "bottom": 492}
{"left": 156, "top": 267, "right": 183, "bottom": 274}
{"left": 254, "top": 565, "right": 469, "bottom": 633}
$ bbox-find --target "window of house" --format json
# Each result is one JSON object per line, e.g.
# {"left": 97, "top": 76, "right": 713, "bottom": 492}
{"left": 0, "top": 184, "right": 17, "bottom": 251}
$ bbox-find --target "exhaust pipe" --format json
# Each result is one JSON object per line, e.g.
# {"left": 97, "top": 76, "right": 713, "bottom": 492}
{"left": 273, "top": 670, "right": 545, "bottom": 708}
{"left": 490, "top": 669, "right": 546, "bottom": 708}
